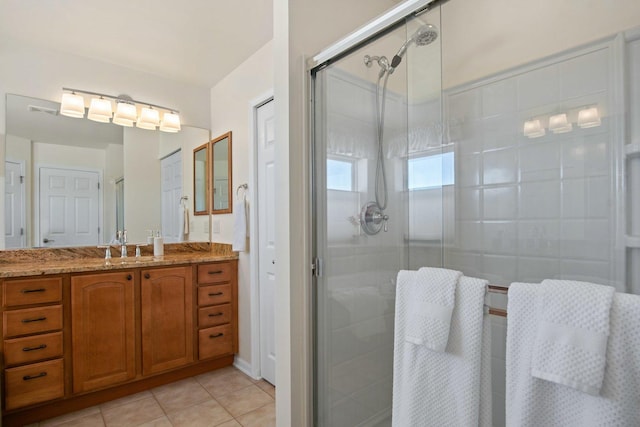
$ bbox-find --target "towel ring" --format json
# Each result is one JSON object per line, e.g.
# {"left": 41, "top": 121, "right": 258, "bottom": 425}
{"left": 236, "top": 183, "right": 248, "bottom": 200}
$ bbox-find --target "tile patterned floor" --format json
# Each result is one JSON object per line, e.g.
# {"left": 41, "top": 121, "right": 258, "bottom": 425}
{"left": 28, "top": 367, "right": 275, "bottom": 427}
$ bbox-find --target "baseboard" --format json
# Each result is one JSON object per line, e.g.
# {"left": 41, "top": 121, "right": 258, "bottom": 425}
{"left": 234, "top": 355, "right": 260, "bottom": 380}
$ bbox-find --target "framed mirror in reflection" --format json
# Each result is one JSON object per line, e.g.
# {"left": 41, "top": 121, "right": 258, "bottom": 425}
{"left": 211, "top": 131, "right": 232, "bottom": 214}
{"left": 193, "top": 142, "right": 209, "bottom": 215}
{"left": 2, "top": 93, "right": 211, "bottom": 249}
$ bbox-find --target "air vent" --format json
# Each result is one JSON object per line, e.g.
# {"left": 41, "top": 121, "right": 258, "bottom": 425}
{"left": 28, "top": 105, "right": 59, "bottom": 116}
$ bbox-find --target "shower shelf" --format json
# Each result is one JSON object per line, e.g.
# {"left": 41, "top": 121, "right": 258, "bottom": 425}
{"left": 625, "top": 235, "right": 640, "bottom": 248}
{"left": 625, "top": 143, "right": 640, "bottom": 157}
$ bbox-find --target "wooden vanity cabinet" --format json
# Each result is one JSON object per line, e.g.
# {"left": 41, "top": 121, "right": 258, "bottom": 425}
{"left": 2, "top": 258, "right": 237, "bottom": 426}
{"left": 71, "top": 271, "right": 136, "bottom": 393}
{"left": 197, "top": 261, "right": 238, "bottom": 360}
{"left": 2, "top": 276, "right": 65, "bottom": 411}
{"left": 141, "top": 266, "right": 193, "bottom": 375}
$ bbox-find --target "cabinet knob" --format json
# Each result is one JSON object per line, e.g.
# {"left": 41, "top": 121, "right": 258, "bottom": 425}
{"left": 126, "top": 274, "right": 133, "bottom": 281}
{"left": 144, "top": 273, "right": 151, "bottom": 279}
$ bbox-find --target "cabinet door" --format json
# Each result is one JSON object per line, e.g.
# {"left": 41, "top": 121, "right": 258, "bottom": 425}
{"left": 141, "top": 266, "right": 193, "bottom": 375}
{"left": 71, "top": 272, "right": 136, "bottom": 393}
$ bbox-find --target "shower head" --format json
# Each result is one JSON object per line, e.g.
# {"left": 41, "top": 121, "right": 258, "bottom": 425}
{"left": 390, "top": 24, "right": 438, "bottom": 69}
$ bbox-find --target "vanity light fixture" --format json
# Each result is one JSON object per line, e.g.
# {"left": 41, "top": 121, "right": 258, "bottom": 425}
{"left": 160, "top": 112, "right": 181, "bottom": 133}
{"left": 523, "top": 119, "right": 545, "bottom": 138}
{"left": 548, "top": 113, "right": 573, "bottom": 134}
{"left": 59, "top": 87, "right": 181, "bottom": 132}
{"left": 87, "top": 97, "right": 113, "bottom": 123}
{"left": 577, "top": 106, "right": 601, "bottom": 128}
{"left": 60, "top": 92, "right": 85, "bottom": 118}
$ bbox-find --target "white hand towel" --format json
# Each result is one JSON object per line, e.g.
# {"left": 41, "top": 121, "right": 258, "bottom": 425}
{"left": 393, "top": 272, "right": 492, "bottom": 426}
{"left": 532, "top": 279, "right": 615, "bottom": 395}
{"left": 183, "top": 206, "right": 190, "bottom": 235}
{"left": 232, "top": 199, "right": 247, "bottom": 252}
{"left": 404, "top": 267, "right": 462, "bottom": 352}
{"left": 506, "top": 284, "right": 640, "bottom": 427}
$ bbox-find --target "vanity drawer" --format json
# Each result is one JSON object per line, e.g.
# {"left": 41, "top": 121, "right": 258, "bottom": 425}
{"left": 5, "top": 358, "right": 64, "bottom": 410}
{"left": 3, "top": 305, "right": 63, "bottom": 338}
{"left": 198, "top": 324, "right": 233, "bottom": 360}
{"left": 198, "top": 304, "right": 231, "bottom": 328}
{"left": 197, "top": 262, "right": 232, "bottom": 284}
{"left": 4, "top": 332, "right": 63, "bottom": 366}
{"left": 4, "top": 277, "right": 62, "bottom": 307}
{"left": 198, "top": 284, "right": 231, "bottom": 306}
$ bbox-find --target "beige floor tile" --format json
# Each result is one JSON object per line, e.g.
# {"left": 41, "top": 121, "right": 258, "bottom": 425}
{"left": 152, "top": 377, "right": 213, "bottom": 413}
{"left": 40, "top": 406, "right": 102, "bottom": 427}
{"left": 99, "top": 390, "right": 153, "bottom": 412}
{"left": 196, "top": 368, "right": 255, "bottom": 398}
{"left": 235, "top": 402, "right": 276, "bottom": 427}
{"left": 49, "top": 413, "right": 105, "bottom": 427}
{"left": 255, "top": 380, "right": 276, "bottom": 398}
{"left": 215, "top": 384, "right": 274, "bottom": 418}
{"left": 135, "top": 416, "right": 173, "bottom": 427}
{"left": 167, "top": 399, "right": 234, "bottom": 426}
{"left": 215, "top": 420, "right": 242, "bottom": 427}
{"left": 102, "top": 396, "right": 165, "bottom": 427}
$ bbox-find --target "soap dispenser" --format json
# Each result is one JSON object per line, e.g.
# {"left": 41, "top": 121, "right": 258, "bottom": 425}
{"left": 153, "top": 230, "right": 164, "bottom": 256}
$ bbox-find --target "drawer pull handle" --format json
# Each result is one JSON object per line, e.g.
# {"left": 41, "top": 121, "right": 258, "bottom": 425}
{"left": 208, "top": 312, "right": 224, "bottom": 317}
{"left": 23, "top": 372, "right": 47, "bottom": 381}
{"left": 208, "top": 270, "right": 224, "bottom": 275}
{"left": 22, "top": 316, "right": 47, "bottom": 323}
{"left": 23, "top": 344, "right": 47, "bottom": 352}
{"left": 21, "top": 288, "right": 46, "bottom": 294}
{"left": 209, "top": 333, "right": 224, "bottom": 338}
{"left": 208, "top": 292, "right": 224, "bottom": 297}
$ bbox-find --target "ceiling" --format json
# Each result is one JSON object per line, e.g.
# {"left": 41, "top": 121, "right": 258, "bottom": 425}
{"left": 0, "top": 0, "right": 274, "bottom": 89}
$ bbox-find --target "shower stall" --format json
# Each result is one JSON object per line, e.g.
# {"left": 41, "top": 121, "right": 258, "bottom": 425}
{"left": 310, "top": 1, "right": 637, "bottom": 426}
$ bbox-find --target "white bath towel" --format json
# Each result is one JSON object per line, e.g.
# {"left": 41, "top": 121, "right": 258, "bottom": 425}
{"left": 403, "top": 267, "right": 461, "bottom": 352}
{"left": 532, "top": 279, "right": 615, "bottom": 395}
{"left": 506, "top": 283, "right": 640, "bottom": 426}
{"left": 393, "top": 272, "right": 492, "bottom": 426}
{"left": 232, "top": 199, "right": 247, "bottom": 252}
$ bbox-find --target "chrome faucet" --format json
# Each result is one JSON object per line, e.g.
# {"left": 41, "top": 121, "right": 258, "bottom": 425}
{"left": 117, "top": 230, "right": 128, "bottom": 258}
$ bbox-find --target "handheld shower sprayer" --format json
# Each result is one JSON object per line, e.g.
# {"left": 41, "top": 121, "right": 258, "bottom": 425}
{"left": 390, "top": 24, "right": 438, "bottom": 71}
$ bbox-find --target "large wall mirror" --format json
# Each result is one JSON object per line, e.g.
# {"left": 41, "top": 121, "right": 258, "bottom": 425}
{"left": 211, "top": 131, "right": 232, "bottom": 214}
{"left": 3, "top": 93, "right": 211, "bottom": 249}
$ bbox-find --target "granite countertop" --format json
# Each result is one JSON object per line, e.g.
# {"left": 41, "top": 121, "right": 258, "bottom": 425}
{"left": 0, "top": 243, "right": 238, "bottom": 278}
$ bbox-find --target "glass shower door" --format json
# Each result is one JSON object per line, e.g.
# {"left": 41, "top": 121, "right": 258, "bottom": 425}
{"left": 312, "top": 10, "right": 443, "bottom": 427}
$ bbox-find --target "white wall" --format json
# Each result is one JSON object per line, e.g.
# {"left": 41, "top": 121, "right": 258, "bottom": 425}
{"left": 441, "top": 0, "right": 640, "bottom": 88}
{"left": 209, "top": 40, "right": 274, "bottom": 374}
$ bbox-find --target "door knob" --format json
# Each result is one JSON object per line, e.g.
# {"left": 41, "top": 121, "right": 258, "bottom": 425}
{"left": 43, "top": 238, "right": 55, "bottom": 243}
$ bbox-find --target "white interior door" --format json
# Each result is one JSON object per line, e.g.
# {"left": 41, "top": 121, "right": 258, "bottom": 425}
{"left": 258, "top": 98, "right": 276, "bottom": 385}
{"left": 39, "top": 167, "right": 100, "bottom": 247}
{"left": 5, "top": 160, "right": 25, "bottom": 249}
{"left": 161, "top": 151, "right": 183, "bottom": 243}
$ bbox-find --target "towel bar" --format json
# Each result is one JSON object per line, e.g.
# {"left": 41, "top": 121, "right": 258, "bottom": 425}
{"left": 487, "top": 285, "right": 508, "bottom": 317}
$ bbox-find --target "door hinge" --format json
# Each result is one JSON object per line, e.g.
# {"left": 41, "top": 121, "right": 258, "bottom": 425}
{"left": 20, "top": 175, "right": 24, "bottom": 184}
{"left": 97, "top": 182, "right": 100, "bottom": 190}
{"left": 311, "top": 257, "right": 323, "bottom": 277}
{"left": 20, "top": 228, "right": 24, "bottom": 236}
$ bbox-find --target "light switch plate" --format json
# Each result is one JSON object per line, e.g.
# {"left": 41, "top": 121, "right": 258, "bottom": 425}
{"left": 213, "top": 220, "right": 221, "bottom": 234}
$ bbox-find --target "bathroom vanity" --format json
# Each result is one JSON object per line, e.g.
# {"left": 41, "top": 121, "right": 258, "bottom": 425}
{"left": 0, "top": 244, "right": 238, "bottom": 426}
